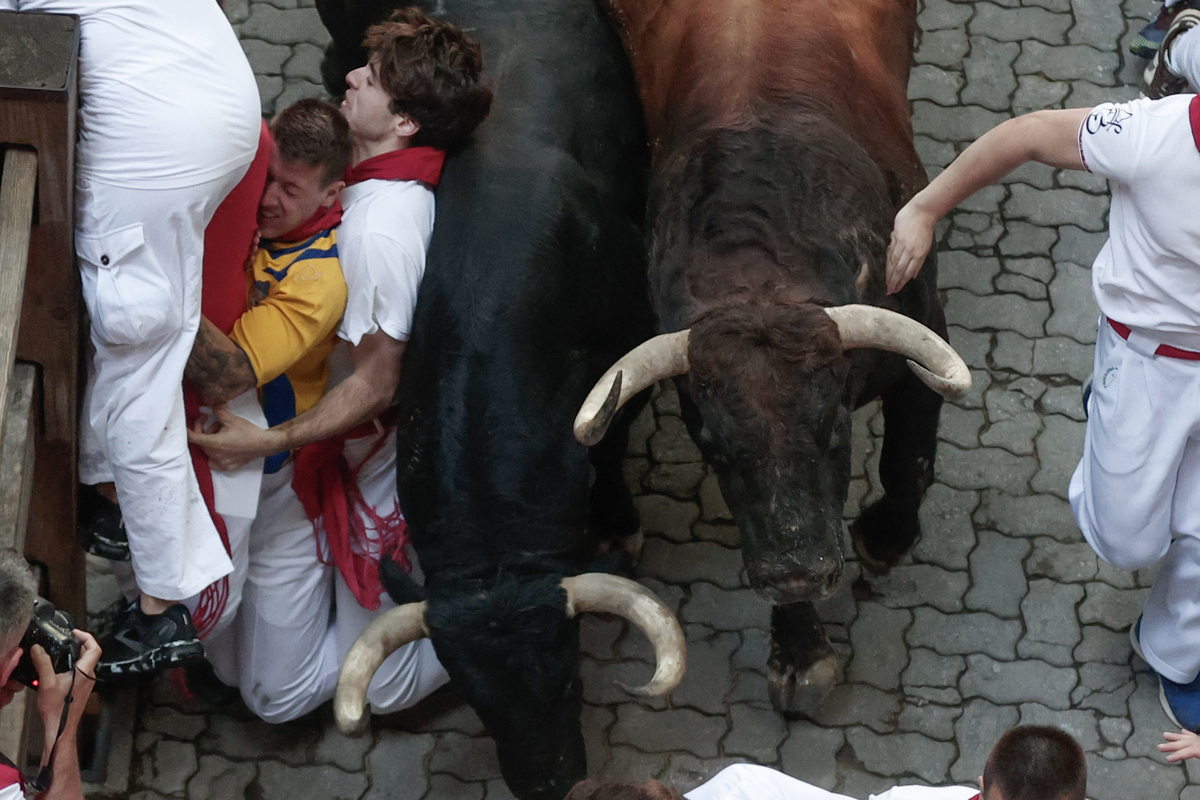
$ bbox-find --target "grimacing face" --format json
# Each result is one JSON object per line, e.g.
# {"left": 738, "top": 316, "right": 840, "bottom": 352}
{"left": 257, "top": 147, "right": 339, "bottom": 240}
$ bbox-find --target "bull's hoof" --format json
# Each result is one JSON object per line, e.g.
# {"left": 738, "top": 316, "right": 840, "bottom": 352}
{"left": 767, "top": 652, "right": 843, "bottom": 715}
{"left": 849, "top": 495, "right": 921, "bottom": 576}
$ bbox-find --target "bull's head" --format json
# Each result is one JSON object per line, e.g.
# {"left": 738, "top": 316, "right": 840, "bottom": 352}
{"left": 334, "top": 573, "right": 685, "bottom": 800}
{"left": 574, "top": 303, "right": 969, "bottom": 605}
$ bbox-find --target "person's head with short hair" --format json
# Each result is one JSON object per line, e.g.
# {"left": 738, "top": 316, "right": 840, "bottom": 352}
{"left": 341, "top": 7, "right": 492, "bottom": 158}
{"left": 564, "top": 779, "right": 684, "bottom": 800}
{"left": 0, "top": 549, "right": 35, "bottom": 702}
{"left": 258, "top": 98, "right": 353, "bottom": 240}
{"left": 981, "top": 725, "right": 1087, "bottom": 800}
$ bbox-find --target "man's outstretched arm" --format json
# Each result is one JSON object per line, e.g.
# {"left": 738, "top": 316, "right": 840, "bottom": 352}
{"left": 186, "top": 316, "right": 257, "bottom": 406}
{"left": 189, "top": 329, "right": 404, "bottom": 471}
{"left": 886, "top": 107, "right": 1090, "bottom": 295}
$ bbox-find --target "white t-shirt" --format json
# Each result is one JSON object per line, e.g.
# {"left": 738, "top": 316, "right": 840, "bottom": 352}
{"left": 1079, "top": 94, "right": 1200, "bottom": 350}
{"left": 683, "top": 765, "right": 979, "bottom": 800}
{"left": 0, "top": 0, "right": 260, "bottom": 189}
{"left": 336, "top": 177, "right": 434, "bottom": 345}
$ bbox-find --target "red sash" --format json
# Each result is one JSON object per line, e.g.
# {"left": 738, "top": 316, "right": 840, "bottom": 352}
{"left": 1189, "top": 95, "right": 1200, "bottom": 152}
{"left": 189, "top": 120, "right": 271, "bottom": 638}
{"left": 272, "top": 200, "right": 344, "bottom": 244}
{"left": 343, "top": 146, "right": 444, "bottom": 188}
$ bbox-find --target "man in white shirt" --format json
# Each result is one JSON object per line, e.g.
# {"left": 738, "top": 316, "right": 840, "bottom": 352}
{"left": 190, "top": 7, "right": 492, "bottom": 722}
{"left": 886, "top": 35, "right": 1200, "bottom": 730}
{"left": 0, "top": 1, "right": 261, "bottom": 677}
{"left": 563, "top": 726, "right": 1086, "bottom": 800}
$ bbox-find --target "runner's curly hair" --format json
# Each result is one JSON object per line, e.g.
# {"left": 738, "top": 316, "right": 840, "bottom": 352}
{"left": 364, "top": 7, "right": 493, "bottom": 152}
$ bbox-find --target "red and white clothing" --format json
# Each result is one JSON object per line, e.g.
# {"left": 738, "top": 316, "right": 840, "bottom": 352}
{"left": 1070, "top": 94, "right": 1200, "bottom": 684}
{"left": 0, "top": 760, "right": 19, "bottom": 800}
{"left": 231, "top": 163, "right": 447, "bottom": 721}
{"left": 682, "top": 765, "right": 979, "bottom": 800}
{"left": 8, "top": 0, "right": 261, "bottom": 601}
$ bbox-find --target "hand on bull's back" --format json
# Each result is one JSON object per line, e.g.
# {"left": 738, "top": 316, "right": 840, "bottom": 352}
{"left": 885, "top": 201, "right": 936, "bottom": 295}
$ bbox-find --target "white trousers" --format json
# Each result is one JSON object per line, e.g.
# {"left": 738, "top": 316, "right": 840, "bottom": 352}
{"left": 223, "top": 459, "right": 447, "bottom": 724}
{"left": 1070, "top": 320, "right": 1200, "bottom": 683}
{"left": 76, "top": 173, "right": 251, "bottom": 601}
{"left": 1168, "top": 25, "right": 1200, "bottom": 88}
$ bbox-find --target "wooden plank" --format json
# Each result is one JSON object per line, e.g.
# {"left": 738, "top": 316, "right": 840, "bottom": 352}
{"left": 0, "top": 147, "right": 37, "bottom": 458}
{"left": 0, "top": 362, "right": 36, "bottom": 552}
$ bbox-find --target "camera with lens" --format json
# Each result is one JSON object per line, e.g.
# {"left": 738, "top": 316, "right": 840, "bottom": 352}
{"left": 10, "top": 597, "right": 79, "bottom": 689}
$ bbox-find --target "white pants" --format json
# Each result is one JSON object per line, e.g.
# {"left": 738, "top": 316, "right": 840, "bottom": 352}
{"left": 1070, "top": 320, "right": 1200, "bottom": 683}
{"left": 226, "top": 460, "right": 447, "bottom": 723}
{"left": 76, "top": 173, "right": 251, "bottom": 601}
{"left": 1168, "top": 25, "right": 1200, "bottom": 88}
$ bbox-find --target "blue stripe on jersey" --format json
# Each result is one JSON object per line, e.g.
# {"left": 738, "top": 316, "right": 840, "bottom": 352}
{"left": 261, "top": 373, "right": 298, "bottom": 474}
{"left": 264, "top": 231, "right": 325, "bottom": 256}
{"left": 262, "top": 243, "right": 340, "bottom": 283}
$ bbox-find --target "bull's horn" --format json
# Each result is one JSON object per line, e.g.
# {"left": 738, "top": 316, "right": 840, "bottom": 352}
{"left": 573, "top": 331, "right": 690, "bottom": 446}
{"left": 561, "top": 573, "right": 686, "bottom": 696}
{"left": 824, "top": 305, "right": 971, "bottom": 399}
{"left": 334, "top": 601, "right": 429, "bottom": 736}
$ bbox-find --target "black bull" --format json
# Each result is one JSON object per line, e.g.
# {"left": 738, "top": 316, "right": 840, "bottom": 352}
{"left": 315, "top": 1, "right": 675, "bottom": 798}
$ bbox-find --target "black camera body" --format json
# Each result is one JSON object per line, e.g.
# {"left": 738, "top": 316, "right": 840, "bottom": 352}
{"left": 10, "top": 597, "right": 79, "bottom": 689}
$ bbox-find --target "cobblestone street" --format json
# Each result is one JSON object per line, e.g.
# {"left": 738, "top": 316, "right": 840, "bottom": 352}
{"left": 93, "top": 0, "right": 1200, "bottom": 797}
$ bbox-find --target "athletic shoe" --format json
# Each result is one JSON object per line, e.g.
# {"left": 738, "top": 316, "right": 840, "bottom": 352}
{"left": 78, "top": 484, "right": 130, "bottom": 561}
{"left": 1131, "top": 616, "right": 1200, "bottom": 731}
{"left": 1081, "top": 373, "right": 1093, "bottom": 420}
{"left": 96, "top": 601, "right": 205, "bottom": 679}
{"left": 1145, "top": 7, "right": 1200, "bottom": 98}
{"left": 1133, "top": 1, "right": 1200, "bottom": 59}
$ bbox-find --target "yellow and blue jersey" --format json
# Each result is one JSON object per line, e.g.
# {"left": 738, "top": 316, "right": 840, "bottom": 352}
{"left": 229, "top": 227, "right": 348, "bottom": 472}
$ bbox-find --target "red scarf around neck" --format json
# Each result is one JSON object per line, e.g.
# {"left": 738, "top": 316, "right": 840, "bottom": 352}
{"left": 272, "top": 199, "right": 345, "bottom": 245}
{"left": 344, "top": 146, "right": 445, "bottom": 188}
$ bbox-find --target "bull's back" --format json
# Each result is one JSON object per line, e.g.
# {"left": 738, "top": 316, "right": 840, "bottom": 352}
{"left": 614, "top": 0, "right": 922, "bottom": 194}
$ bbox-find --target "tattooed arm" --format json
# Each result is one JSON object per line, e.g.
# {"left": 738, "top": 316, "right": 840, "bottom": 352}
{"left": 186, "top": 315, "right": 257, "bottom": 406}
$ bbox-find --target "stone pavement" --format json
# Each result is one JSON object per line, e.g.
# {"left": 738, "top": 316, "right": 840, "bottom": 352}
{"left": 90, "top": 0, "right": 1200, "bottom": 797}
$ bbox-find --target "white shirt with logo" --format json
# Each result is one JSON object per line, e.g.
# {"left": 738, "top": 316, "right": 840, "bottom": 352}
{"left": 1079, "top": 94, "right": 1200, "bottom": 350}
{"left": 0, "top": 0, "right": 260, "bottom": 189}
{"left": 682, "top": 765, "right": 979, "bottom": 800}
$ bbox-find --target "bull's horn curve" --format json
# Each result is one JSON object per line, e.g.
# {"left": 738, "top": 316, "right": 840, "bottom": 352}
{"left": 573, "top": 331, "right": 690, "bottom": 447}
{"left": 562, "top": 573, "right": 686, "bottom": 696}
{"left": 824, "top": 305, "right": 971, "bottom": 399}
{"left": 334, "top": 601, "right": 429, "bottom": 736}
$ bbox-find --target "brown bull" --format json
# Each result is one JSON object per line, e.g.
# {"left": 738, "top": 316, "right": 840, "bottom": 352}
{"left": 577, "top": 0, "right": 970, "bottom": 713}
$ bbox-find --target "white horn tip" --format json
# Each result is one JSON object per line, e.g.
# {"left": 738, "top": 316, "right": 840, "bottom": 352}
{"left": 334, "top": 701, "right": 370, "bottom": 738}
{"left": 907, "top": 359, "right": 970, "bottom": 399}
{"left": 574, "top": 370, "right": 623, "bottom": 446}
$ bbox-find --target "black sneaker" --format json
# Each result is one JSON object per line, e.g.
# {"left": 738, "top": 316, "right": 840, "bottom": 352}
{"left": 78, "top": 484, "right": 130, "bottom": 561}
{"left": 96, "top": 601, "right": 205, "bottom": 679}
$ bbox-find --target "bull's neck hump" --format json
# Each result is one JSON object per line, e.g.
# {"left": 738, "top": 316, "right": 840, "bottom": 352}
{"left": 606, "top": 0, "right": 917, "bottom": 147}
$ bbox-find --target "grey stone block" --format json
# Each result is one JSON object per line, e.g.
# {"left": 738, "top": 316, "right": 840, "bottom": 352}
{"left": 241, "top": 38, "right": 293, "bottom": 75}
{"left": 1074, "top": 662, "right": 1136, "bottom": 717}
{"left": 915, "top": 29, "right": 970, "bottom": 69}
{"left": 659, "top": 755, "right": 747, "bottom": 794}
{"left": 650, "top": 416, "right": 703, "bottom": 463}
{"left": 1087, "top": 754, "right": 1186, "bottom": 800}
{"left": 964, "top": 530, "right": 1030, "bottom": 618}
{"left": 610, "top": 706, "right": 727, "bottom": 757}
{"left": 698, "top": 473, "right": 732, "bottom": 521}
{"left": 914, "top": 483, "right": 978, "bottom": 570}
{"left": 644, "top": 462, "right": 707, "bottom": 500}
{"left": 938, "top": 250, "right": 1000, "bottom": 294}
{"left": 998, "top": 220, "right": 1058, "bottom": 256}
{"left": 428, "top": 775, "right": 486, "bottom": 800}
{"left": 1021, "top": 578, "right": 1083, "bottom": 649}
{"left": 597, "top": 746, "right": 668, "bottom": 783}
{"left": 1015, "top": 41, "right": 1119, "bottom": 85}
{"left": 981, "top": 383, "right": 1043, "bottom": 455}
{"left": 779, "top": 721, "right": 843, "bottom": 791}
{"left": 1018, "top": 703, "right": 1101, "bottom": 750}
{"left": 1003, "top": 256, "right": 1055, "bottom": 283}
{"left": 1040, "top": 385, "right": 1086, "bottom": 421}
{"left": 187, "top": 756, "right": 256, "bottom": 800}
{"left": 639, "top": 538, "right": 744, "bottom": 588}
{"left": 912, "top": 101, "right": 1008, "bottom": 142}
{"left": 897, "top": 703, "right": 963, "bottom": 741}
{"left": 1026, "top": 537, "right": 1098, "bottom": 582}
{"left": 1005, "top": 184, "right": 1110, "bottom": 231}
{"left": 1047, "top": 262, "right": 1100, "bottom": 344}
{"left": 960, "top": 653, "right": 1078, "bottom": 709}
{"left": 1100, "top": 715, "right": 1132, "bottom": 747}
{"left": 1078, "top": 582, "right": 1147, "bottom": 630}
{"left": 867, "top": 564, "right": 969, "bottom": 613}
{"left": 1031, "top": 414, "right": 1085, "bottom": 498}
{"left": 991, "top": 331, "right": 1034, "bottom": 375}
{"left": 847, "top": 605, "right": 912, "bottom": 691}
{"left": 140, "top": 706, "right": 205, "bottom": 740}
{"left": 936, "top": 444, "right": 1037, "bottom": 495}
{"left": 994, "top": 273, "right": 1047, "bottom": 299}
{"left": 944, "top": 288, "right": 1049, "bottom": 337}
{"left": 939, "top": 404, "right": 985, "bottom": 449}
{"left": 284, "top": 42, "right": 325, "bottom": 83}
{"left": 627, "top": 403, "right": 655, "bottom": 455}
{"left": 950, "top": 699, "right": 1019, "bottom": 782}
{"left": 723, "top": 704, "right": 787, "bottom": 761}
{"left": 239, "top": 5, "right": 330, "bottom": 46}
{"left": 141, "top": 740, "right": 198, "bottom": 795}
{"left": 197, "top": 715, "right": 318, "bottom": 765}
{"left": 1012, "top": 74, "right": 1070, "bottom": 115}
{"left": 635, "top": 495, "right": 700, "bottom": 541}
{"left": 1032, "top": 335, "right": 1095, "bottom": 381}
{"left": 969, "top": 2, "right": 1070, "bottom": 43}
{"left": 260, "top": 761, "right": 370, "bottom": 800}
{"left": 961, "top": 37, "right": 1019, "bottom": 112}
{"left": 907, "top": 607, "right": 1022, "bottom": 659}
{"left": 845, "top": 727, "right": 956, "bottom": 783}
{"left": 313, "top": 718, "right": 374, "bottom": 772}
{"left": 903, "top": 648, "right": 967, "bottom": 688}
{"left": 918, "top": 0, "right": 974, "bottom": 31}
{"left": 974, "top": 488, "right": 1078, "bottom": 540}
{"left": 1053, "top": 225, "right": 1107, "bottom": 266}
{"left": 806, "top": 684, "right": 901, "bottom": 733}
{"left": 947, "top": 326, "right": 991, "bottom": 370}
{"left": 580, "top": 614, "right": 624, "bottom": 660}
{"left": 681, "top": 583, "right": 770, "bottom": 631}
{"left": 429, "top": 732, "right": 501, "bottom": 782}
{"left": 670, "top": 630, "right": 738, "bottom": 714}
{"left": 909, "top": 64, "right": 964, "bottom": 105}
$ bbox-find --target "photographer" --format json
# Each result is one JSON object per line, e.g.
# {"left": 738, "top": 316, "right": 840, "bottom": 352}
{"left": 0, "top": 550, "right": 100, "bottom": 800}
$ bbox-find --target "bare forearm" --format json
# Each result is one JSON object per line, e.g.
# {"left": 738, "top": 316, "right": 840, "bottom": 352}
{"left": 37, "top": 733, "right": 82, "bottom": 800}
{"left": 909, "top": 109, "right": 1088, "bottom": 220}
{"left": 186, "top": 316, "right": 257, "bottom": 405}
{"left": 274, "top": 370, "right": 392, "bottom": 451}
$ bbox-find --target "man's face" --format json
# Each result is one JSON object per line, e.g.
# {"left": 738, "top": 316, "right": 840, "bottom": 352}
{"left": 341, "top": 60, "right": 406, "bottom": 141}
{"left": 258, "top": 147, "right": 338, "bottom": 240}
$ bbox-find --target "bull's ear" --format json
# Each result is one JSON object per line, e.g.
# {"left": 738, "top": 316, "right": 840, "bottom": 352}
{"left": 816, "top": 247, "right": 859, "bottom": 306}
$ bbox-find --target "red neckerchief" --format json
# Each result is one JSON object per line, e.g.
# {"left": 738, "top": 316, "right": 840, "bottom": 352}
{"left": 271, "top": 200, "right": 344, "bottom": 245}
{"left": 343, "top": 146, "right": 445, "bottom": 188}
